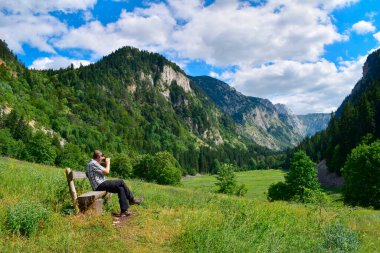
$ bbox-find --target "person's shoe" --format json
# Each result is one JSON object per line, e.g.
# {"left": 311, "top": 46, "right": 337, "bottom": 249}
{"left": 130, "top": 197, "right": 143, "bottom": 205}
{"left": 120, "top": 210, "right": 134, "bottom": 218}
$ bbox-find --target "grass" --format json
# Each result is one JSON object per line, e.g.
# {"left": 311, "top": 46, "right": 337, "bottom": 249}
{"left": 182, "top": 169, "right": 286, "bottom": 200}
{"left": 0, "top": 157, "right": 379, "bottom": 252}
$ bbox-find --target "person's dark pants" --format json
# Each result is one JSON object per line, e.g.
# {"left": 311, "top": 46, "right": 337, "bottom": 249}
{"left": 96, "top": 179, "right": 134, "bottom": 213}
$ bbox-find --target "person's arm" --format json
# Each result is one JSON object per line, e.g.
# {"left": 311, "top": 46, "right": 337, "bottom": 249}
{"left": 103, "top": 158, "right": 111, "bottom": 174}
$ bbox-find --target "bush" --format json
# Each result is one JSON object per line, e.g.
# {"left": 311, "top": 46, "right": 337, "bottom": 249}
{"left": 267, "top": 151, "right": 321, "bottom": 202}
{"left": 215, "top": 164, "right": 247, "bottom": 196}
{"left": 320, "top": 222, "right": 360, "bottom": 252}
{"left": 302, "top": 188, "right": 328, "bottom": 205}
{"left": 342, "top": 141, "right": 380, "bottom": 209}
{"left": 111, "top": 153, "right": 133, "bottom": 179}
{"left": 216, "top": 164, "right": 238, "bottom": 194}
{"left": 267, "top": 182, "right": 291, "bottom": 201}
{"left": 6, "top": 201, "right": 50, "bottom": 237}
{"left": 235, "top": 184, "right": 248, "bottom": 197}
{"left": 133, "top": 151, "right": 182, "bottom": 185}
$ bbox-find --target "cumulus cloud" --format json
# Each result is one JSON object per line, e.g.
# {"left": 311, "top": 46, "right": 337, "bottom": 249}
{"left": 229, "top": 56, "right": 366, "bottom": 114}
{"left": 171, "top": 0, "right": 346, "bottom": 66}
{"left": 0, "top": 0, "right": 370, "bottom": 114}
{"left": 0, "top": 0, "right": 96, "bottom": 14}
{"left": 352, "top": 20, "right": 376, "bottom": 35}
{"left": 30, "top": 56, "right": 92, "bottom": 70}
{"left": 0, "top": 0, "right": 96, "bottom": 54}
{"left": 0, "top": 13, "right": 67, "bottom": 53}
{"left": 54, "top": 3, "right": 176, "bottom": 58}
{"left": 52, "top": 0, "right": 356, "bottom": 66}
{"left": 374, "top": 32, "right": 380, "bottom": 43}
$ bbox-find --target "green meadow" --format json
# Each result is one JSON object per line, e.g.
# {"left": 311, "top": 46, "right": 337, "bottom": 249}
{"left": 182, "top": 170, "right": 286, "bottom": 200}
{"left": 0, "top": 157, "right": 379, "bottom": 252}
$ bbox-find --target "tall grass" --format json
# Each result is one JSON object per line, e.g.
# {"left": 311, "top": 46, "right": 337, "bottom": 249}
{"left": 0, "top": 157, "right": 378, "bottom": 252}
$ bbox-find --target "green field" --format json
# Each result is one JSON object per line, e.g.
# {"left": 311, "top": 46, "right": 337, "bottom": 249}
{"left": 182, "top": 170, "right": 286, "bottom": 200}
{"left": 0, "top": 157, "right": 379, "bottom": 252}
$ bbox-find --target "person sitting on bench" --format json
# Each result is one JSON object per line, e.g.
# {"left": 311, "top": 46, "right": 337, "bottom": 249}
{"left": 87, "top": 150, "right": 142, "bottom": 217}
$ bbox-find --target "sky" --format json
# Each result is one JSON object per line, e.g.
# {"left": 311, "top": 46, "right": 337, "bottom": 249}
{"left": 1, "top": 0, "right": 380, "bottom": 114}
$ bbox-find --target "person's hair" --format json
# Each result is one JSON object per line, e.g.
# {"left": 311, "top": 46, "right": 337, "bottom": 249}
{"left": 93, "top": 150, "right": 104, "bottom": 159}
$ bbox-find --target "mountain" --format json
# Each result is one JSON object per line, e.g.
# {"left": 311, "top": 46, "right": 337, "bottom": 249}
{"left": 299, "top": 48, "right": 380, "bottom": 173}
{"left": 336, "top": 50, "right": 380, "bottom": 117}
{"left": 274, "top": 103, "right": 305, "bottom": 137}
{"left": 190, "top": 76, "right": 330, "bottom": 150}
{"left": 0, "top": 39, "right": 282, "bottom": 173}
{"left": 297, "top": 113, "right": 331, "bottom": 136}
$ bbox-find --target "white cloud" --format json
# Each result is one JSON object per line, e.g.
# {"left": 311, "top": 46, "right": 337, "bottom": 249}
{"left": 374, "top": 32, "right": 380, "bottom": 43}
{"left": 0, "top": 0, "right": 96, "bottom": 14}
{"left": 352, "top": 20, "right": 376, "bottom": 35}
{"left": 52, "top": 0, "right": 357, "bottom": 66}
{"left": 365, "top": 11, "right": 377, "bottom": 20}
{"left": 30, "top": 56, "right": 92, "bottom": 70}
{"left": 0, "top": 13, "right": 67, "bottom": 53}
{"left": 54, "top": 3, "right": 176, "bottom": 58}
{"left": 0, "top": 0, "right": 368, "bottom": 114}
{"left": 0, "top": 0, "right": 96, "bottom": 54}
{"left": 166, "top": 0, "right": 203, "bottom": 21}
{"left": 171, "top": 0, "right": 346, "bottom": 66}
{"left": 229, "top": 56, "right": 366, "bottom": 114}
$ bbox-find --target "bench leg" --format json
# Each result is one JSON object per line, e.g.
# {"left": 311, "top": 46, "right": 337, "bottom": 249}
{"left": 78, "top": 199, "right": 104, "bottom": 215}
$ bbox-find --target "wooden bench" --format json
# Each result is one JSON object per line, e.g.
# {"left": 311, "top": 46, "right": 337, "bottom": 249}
{"left": 65, "top": 168, "right": 110, "bottom": 215}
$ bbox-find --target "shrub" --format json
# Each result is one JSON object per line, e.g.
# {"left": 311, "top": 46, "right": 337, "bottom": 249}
{"left": 267, "top": 151, "right": 321, "bottom": 202}
{"left": 267, "top": 182, "right": 291, "bottom": 201}
{"left": 302, "top": 188, "right": 328, "bottom": 205}
{"left": 133, "top": 151, "right": 182, "bottom": 185}
{"left": 216, "top": 164, "right": 238, "bottom": 195}
{"left": 6, "top": 201, "right": 50, "bottom": 237}
{"left": 342, "top": 141, "right": 380, "bottom": 209}
{"left": 111, "top": 153, "right": 133, "bottom": 179}
{"left": 235, "top": 183, "right": 248, "bottom": 197}
{"left": 320, "top": 222, "right": 360, "bottom": 252}
{"left": 215, "top": 164, "right": 247, "bottom": 196}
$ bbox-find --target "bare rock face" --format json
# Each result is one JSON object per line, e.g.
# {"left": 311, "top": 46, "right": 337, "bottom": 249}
{"left": 316, "top": 160, "right": 344, "bottom": 188}
{"left": 127, "top": 84, "right": 137, "bottom": 94}
{"left": 275, "top": 104, "right": 306, "bottom": 137}
{"left": 140, "top": 72, "right": 154, "bottom": 86}
{"left": 202, "top": 129, "right": 224, "bottom": 145}
{"left": 0, "top": 105, "right": 12, "bottom": 116}
{"left": 160, "top": 65, "right": 192, "bottom": 97}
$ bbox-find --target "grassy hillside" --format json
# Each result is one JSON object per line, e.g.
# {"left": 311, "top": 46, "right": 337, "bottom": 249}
{"left": 0, "top": 157, "right": 379, "bottom": 252}
{"left": 182, "top": 170, "right": 286, "bottom": 200}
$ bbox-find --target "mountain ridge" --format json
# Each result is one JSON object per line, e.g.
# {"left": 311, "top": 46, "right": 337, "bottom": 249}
{"left": 190, "top": 76, "right": 330, "bottom": 150}
{"left": 299, "top": 48, "right": 380, "bottom": 173}
{"left": 0, "top": 40, "right": 281, "bottom": 173}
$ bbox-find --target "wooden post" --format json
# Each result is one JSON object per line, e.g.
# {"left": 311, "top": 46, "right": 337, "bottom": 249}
{"left": 65, "top": 168, "right": 79, "bottom": 214}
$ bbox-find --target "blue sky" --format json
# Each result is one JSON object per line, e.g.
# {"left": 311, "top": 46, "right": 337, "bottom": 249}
{"left": 1, "top": 0, "right": 380, "bottom": 114}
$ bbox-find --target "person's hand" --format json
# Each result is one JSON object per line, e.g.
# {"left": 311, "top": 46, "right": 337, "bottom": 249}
{"left": 105, "top": 157, "right": 111, "bottom": 164}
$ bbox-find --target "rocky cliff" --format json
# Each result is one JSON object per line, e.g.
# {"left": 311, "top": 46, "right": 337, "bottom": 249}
{"left": 190, "top": 76, "right": 305, "bottom": 150}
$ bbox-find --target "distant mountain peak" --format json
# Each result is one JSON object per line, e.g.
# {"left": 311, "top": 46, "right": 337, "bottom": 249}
{"left": 274, "top": 103, "right": 295, "bottom": 116}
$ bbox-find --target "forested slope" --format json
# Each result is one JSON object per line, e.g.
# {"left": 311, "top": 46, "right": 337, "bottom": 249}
{"left": 299, "top": 49, "right": 380, "bottom": 173}
{"left": 0, "top": 40, "right": 280, "bottom": 173}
